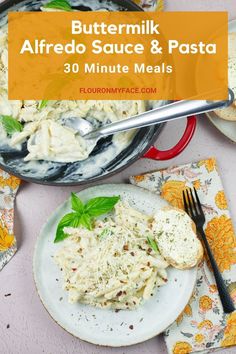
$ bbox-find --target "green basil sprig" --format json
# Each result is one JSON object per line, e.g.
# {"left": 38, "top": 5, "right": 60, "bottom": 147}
{"left": 147, "top": 236, "right": 159, "bottom": 253}
{"left": 54, "top": 193, "right": 120, "bottom": 243}
{"left": 0, "top": 115, "right": 23, "bottom": 135}
{"left": 43, "top": 0, "right": 72, "bottom": 11}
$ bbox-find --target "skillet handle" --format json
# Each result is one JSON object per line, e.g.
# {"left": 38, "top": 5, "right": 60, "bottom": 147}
{"left": 143, "top": 116, "right": 197, "bottom": 161}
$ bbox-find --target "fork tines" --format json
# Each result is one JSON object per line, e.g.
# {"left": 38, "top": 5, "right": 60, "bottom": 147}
{"left": 183, "top": 187, "right": 205, "bottom": 221}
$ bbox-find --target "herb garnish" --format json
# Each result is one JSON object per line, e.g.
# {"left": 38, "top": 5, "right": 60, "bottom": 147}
{"left": 39, "top": 100, "right": 49, "bottom": 110}
{"left": 99, "top": 228, "right": 112, "bottom": 239}
{"left": 54, "top": 193, "right": 120, "bottom": 243}
{"left": 43, "top": 0, "right": 72, "bottom": 11}
{"left": 0, "top": 115, "right": 23, "bottom": 135}
{"left": 147, "top": 236, "right": 159, "bottom": 253}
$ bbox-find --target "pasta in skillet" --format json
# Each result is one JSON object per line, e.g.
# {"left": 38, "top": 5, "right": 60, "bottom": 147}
{"left": 0, "top": 22, "right": 147, "bottom": 163}
{"left": 54, "top": 201, "right": 169, "bottom": 310}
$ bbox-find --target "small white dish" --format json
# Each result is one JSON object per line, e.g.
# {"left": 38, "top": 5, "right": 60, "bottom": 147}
{"left": 33, "top": 183, "right": 197, "bottom": 347}
{"left": 206, "top": 19, "right": 236, "bottom": 143}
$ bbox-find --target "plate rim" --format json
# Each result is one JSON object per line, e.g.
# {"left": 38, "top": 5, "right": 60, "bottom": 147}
{"left": 33, "top": 183, "right": 198, "bottom": 347}
{"left": 206, "top": 18, "right": 236, "bottom": 143}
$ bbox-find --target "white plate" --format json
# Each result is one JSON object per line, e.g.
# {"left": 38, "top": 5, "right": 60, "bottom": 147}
{"left": 206, "top": 19, "right": 236, "bottom": 143}
{"left": 33, "top": 184, "right": 197, "bottom": 347}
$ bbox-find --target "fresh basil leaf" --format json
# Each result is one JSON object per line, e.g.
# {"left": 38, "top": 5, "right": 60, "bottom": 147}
{"left": 54, "top": 212, "right": 80, "bottom": 243}
{"left": 85, "top": 196, "right": 120, "bottom": 217}
{"left": 147, "top": 236, "right": 159, "bottom": 253}
{"left": 80, "top": 213, "right": 93, "bottom": 231}
{"left": 43, "top": 0, "right": 72, "bottom": 11}
{"left": 71, "top": 214, "right": 82, "bottom": 228}
{"left": 54, "top": 195, "right": 120, "bottom": 243}
{"left": 39, "top": 100, "right": 48, "bottom": 110}
{"left": 71, "top": 192, "right": 84, "bottom": 213}
{"left": 0, "top": 115, "right": 23, "bottom": 135}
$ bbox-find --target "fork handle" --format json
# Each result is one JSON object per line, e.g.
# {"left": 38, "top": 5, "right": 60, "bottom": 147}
{"left": 199, "top": 227, "right": 235, "bottom": 313}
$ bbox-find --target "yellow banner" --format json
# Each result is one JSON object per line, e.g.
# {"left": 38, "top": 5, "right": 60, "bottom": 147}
{"left": 8, "top": 12, "right": 228, "bottom": 100}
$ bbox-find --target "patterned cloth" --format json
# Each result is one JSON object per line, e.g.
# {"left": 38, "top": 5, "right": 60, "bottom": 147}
{"left": 130, "top": 158, "right": 236, "bottom": 354}
{"left": 0, "top": 170, "right": 21, "bottom": 270}
{"left": 134, "top": 0, "right": 164, "bottom": 11}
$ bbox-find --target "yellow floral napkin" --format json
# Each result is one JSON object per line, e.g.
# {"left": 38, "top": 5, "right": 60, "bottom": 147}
{"left": 134, "top": 0, "right": 164, "bottom": 11}
{"left": 0, "top": 169, "right": 21, "bottom": 270}
{"left": 130, "top": 158, "right": 236, "bottom": 353}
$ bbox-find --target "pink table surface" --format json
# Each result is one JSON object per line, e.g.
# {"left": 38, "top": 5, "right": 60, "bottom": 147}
{"left": 1, "top": 1, "right": 236, "bottom": 354}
